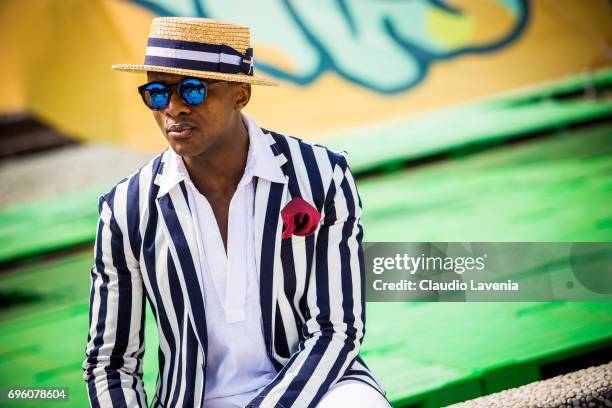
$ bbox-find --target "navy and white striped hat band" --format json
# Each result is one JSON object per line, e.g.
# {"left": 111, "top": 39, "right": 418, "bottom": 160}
{"left": 144, "top": 37, "right": 254, "bottom": 76}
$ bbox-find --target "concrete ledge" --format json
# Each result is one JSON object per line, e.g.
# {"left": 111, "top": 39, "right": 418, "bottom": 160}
{"left": 445, "top": 361, "right": 612, "bottom": 408}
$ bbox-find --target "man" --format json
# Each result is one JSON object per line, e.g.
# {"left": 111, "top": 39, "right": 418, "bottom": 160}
{"left": 83, "top": 16, "right": 388, "bottom": 408}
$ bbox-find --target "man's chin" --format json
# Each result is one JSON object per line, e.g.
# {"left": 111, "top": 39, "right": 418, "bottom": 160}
{"left": 169, "top": 141, "right": 208, "bottom": 158}
{"left": 169, "top": 142, "right": 191, "bottom": 156}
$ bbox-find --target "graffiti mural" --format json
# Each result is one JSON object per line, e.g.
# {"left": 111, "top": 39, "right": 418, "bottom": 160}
{"left": 132, "top": 0, "right": 530, "bottom": 93}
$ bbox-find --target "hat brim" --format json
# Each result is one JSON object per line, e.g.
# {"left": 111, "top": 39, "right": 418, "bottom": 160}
{"left": 112, "top": 64, "right": 279, "bottom": 86}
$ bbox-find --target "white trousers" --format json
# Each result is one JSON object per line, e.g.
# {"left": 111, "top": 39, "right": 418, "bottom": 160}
{"left": 316, "top": 380, "right": 391, "bottom": 408}
{"left": 203, "top": 380, "right": 390, "bottom": 408}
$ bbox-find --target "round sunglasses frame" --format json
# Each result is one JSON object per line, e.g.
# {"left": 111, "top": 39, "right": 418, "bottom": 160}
{"left": 137, "top": 77, "right": 227, "bottom": 111}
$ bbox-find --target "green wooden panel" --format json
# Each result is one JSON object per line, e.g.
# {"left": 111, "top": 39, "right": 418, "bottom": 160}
{"left": 322, "top": 69, "right": 612, "bottom": 174}
{"left": 0, "top": 303, "right": 158, "bottom": 408}
{"left": 0, "top": 186, "right": 107, "bottom": 264}
{"left": 359, "top": 122, "right": 612, "bottom": 242}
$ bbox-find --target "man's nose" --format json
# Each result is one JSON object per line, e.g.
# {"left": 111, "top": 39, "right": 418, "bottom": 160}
{"left": 165, "top": 91, "right": 191, "bottom": 117}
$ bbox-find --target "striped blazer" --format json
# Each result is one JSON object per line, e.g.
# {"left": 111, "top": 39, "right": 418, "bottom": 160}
{"left": 82, "top": 123, "right": 387, "bottom": 408}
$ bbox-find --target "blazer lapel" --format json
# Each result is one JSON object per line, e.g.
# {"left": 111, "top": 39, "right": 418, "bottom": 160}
{"left": 154, "top": 156, "right": 208, "bottom": 354}
{"left": 254, "top": 142, "right": 289, "bottom": 362}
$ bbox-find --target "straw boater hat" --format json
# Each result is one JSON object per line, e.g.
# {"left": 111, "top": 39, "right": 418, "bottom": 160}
{"left": 112, "top": 17, "right": 279, "bottom": 86}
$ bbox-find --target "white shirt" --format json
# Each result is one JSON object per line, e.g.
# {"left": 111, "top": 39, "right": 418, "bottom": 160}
{"left": 163, "top": 113, "right": 284, "bottom": 408}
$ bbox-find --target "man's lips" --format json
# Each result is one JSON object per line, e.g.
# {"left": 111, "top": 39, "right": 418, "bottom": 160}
{"left": 166, "top": 123, "right": 196, "bottom": 139}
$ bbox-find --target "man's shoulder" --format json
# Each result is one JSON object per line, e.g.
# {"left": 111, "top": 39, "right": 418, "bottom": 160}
{"left": 260, "top": 127, "right": 350, "bottom": 173}
{"left": 98, "top": 149, "right": 167, "bottom": 211}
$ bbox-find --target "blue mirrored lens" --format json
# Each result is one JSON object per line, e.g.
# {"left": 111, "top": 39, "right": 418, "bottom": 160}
{"left": 144, "top": 83, "right": 170, "bottom": 110}
{"left": 179, "top": 79, "right": 206, "bottom": 106}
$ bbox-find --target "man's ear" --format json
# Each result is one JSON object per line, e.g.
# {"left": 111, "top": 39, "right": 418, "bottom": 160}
{"left": 234, "top": 83, "right": 251, "bottom": 111}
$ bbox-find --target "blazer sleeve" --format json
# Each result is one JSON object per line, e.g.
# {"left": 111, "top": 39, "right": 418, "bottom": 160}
{"left": 82, "top": 194, "right": 148, "bottom": 408}
{"left": 247, "top": 152, "right": 366, "bottom": 408}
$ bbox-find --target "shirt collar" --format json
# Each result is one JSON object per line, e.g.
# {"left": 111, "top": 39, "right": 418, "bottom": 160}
{"left": 242, "top": 112, "right": 286, "bottom": 184}
{"left": 157, "top": 112, "right": 286, "bottom": 197}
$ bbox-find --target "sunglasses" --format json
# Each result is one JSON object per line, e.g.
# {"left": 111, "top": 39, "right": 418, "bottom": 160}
{"left": 137, "top": 77, "right": 226, "bottom": 110}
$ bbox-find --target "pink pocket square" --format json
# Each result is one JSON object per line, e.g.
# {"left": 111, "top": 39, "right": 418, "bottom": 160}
{"left": 281, "top": 197, "right": 321, "bottom": 239}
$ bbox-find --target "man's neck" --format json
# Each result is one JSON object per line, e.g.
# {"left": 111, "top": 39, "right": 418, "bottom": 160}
{"left": 182, "top": 115, "right": 249, "bottom": 197}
